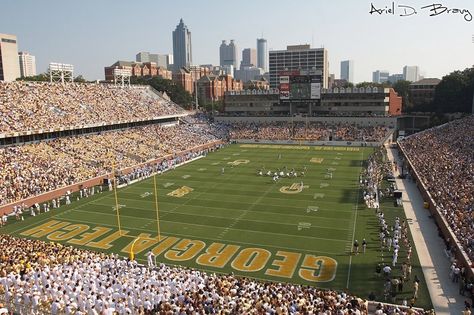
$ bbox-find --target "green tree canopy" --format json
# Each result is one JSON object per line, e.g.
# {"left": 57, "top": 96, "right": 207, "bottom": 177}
{"left": 16, "top": 73, "right": 49, "bottom": 82}
{"left": 131, "top": 76, "right": 193, "bottom": 109}
{"left": 355, "top": 81, "right": 390, "bottom": 88}
{"left": 392, "top": 80, "right": 411, "bottom": 110}
{"left": 433, "top": 68, "right": 474, "bottom": 113}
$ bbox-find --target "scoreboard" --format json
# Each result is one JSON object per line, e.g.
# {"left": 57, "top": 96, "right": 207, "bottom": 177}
{"left": 279, "top": 70, "right": 321, "bottom": 101}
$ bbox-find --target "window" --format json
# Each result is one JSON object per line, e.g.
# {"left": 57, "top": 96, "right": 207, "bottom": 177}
{"left": 1, "top": 38, "right": 16, "bottom": 43}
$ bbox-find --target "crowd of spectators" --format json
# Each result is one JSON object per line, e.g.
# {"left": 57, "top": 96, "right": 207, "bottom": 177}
{"left": 0, "top": 123, "right": 220, "bottom": 206}
{"left": 399, "top": 116, "right": 474, "bottom": 260}
{"left": 225, "top": 122, "right": 389, "bottom": 142}
{"left": 0, "top": 82, "right": 184, "bottom": 133}
{"left": 0, "top": 234, "right": 374, "bottom": 314}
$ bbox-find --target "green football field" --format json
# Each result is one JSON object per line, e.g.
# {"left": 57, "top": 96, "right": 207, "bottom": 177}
{"left": 0, "top": 144, "right": 432, "bottom": 308}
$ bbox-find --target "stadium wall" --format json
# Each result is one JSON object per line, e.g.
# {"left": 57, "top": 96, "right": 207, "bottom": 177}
{"left": 0, "top": 140, "right": 224, "bottom": 216}
{"left": 397, "top": 142, "right": 474, "bottom": 279}
{"left": 215, "top": 116, "right": 397, "bottom": 128}
{"left": 232, "top": 139, "right": 384, "bottom": 147}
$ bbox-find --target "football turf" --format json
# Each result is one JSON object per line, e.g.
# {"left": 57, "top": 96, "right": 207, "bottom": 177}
{"left": 0, "top": 144, "right": 432, "bottom": 309}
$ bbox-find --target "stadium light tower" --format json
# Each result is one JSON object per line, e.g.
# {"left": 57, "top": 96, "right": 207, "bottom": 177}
{"left": 113, "top": 68, "right": 131, "bottom": 88}
{"left": 49, "top": 62, "right": 74, "bottom": 84}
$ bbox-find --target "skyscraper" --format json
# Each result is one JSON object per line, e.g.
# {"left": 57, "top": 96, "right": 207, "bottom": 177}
{"left": 136, "top": 52, "right": 169, "bottom": 69}
{"left": 241, "top": 48, "right": 256, "bottom": 68}
{"left": 172, "top": 18, "right": 192, "bottom": 70}
{"left": 257, "top": 38, "right": 267, "bottom": 72}
{"left": 0, "top": 33, "right": 20, "bottom": 82}
{"left": 219, "top": 40, "right": 237, "bottom": 68}
{"left": 340, "top": 60, "right": 354, "bottom": 83}
{"left": 372, "top": 70, "right": 390, "bottom": 84}
{"left": 403, "top": 66, "right": 419, "bottom": 82}
{"left": 18, "top": 51, "right": 36, "bottom": 77}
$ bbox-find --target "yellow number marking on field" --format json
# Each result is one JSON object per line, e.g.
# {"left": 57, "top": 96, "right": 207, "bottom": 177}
{"left": 310, "top": 157, "right": 324, "bottom": 164}
{"left": 227, "top": 159, "right": 250, "bottom": 166}
{"left": 167, "top": 186, "right": 194, "bottom": 198}
{"left": 280, "top": 183, "right": 309, "bottom": 194}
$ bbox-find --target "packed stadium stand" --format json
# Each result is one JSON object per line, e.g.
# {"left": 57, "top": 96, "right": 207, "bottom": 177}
{"left": 399, "top": 116, "right": 474, "bottom": 261}
{"left": 0, "top": 82, "right": 184, "bottom": 134}
{"left": 226, "top": 121, "right": 390, "bottom": 142}
{"left": 0, "top": 234, "right": 429, "bottom": 314}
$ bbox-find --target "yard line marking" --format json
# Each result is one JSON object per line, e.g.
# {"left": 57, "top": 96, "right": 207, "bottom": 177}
{"left": 346, "top": 150, "right": 364, "bottom": 289}
{"left": 100, "top": 194, "right": 357, "bottom": 213}
{"left": 64, "top": 210, "right": 349, "bottom": 236}
{"left": 90, "top": 199, "right": 352, "bottom": 223}
{"left": 45, "top": 215, "right": 345, "bottom": 255}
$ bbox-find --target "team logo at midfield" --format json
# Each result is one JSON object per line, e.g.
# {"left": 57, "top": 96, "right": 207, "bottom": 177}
{"left": 167, "top": 186, "right": 194, "bottom": 198}
{"left": 310, "top": 157, "right": 324, "bottom": 164}
{"left": 280, "top": 183, "right": 309, "bottom": 194}
{"left": 227, "top": 159, "right": 250, "bottom": 166}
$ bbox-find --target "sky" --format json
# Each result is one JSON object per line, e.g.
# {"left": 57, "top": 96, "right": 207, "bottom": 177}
{"left": 1, "top": 0, "right": 473, "bottom": 82}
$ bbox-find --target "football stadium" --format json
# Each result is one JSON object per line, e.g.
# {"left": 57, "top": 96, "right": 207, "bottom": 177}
{"left": 1, "top": 4, "right": 474, "bottom": 314}
{"left": 1, "top": 78, "right": 472, "bottom": 314}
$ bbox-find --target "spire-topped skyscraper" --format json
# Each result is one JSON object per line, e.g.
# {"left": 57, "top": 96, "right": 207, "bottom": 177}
{"left": 172, "top": 18, "right": 192, "bottom": 70}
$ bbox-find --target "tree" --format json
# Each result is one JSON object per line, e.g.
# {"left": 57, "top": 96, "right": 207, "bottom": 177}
{"left": 74, "top": 75, "right": 86, "bottom": 83}
{"left": 341, "top": 82, "right": 354, "bottom": 88}
{"left": 16, "top": 73, "right": 49, "bottom": 82}
{"left": 433, "top": 68, "right": 474, "bottom": 113}
{"left": 131, "top": 76, "right": 193, "bottom": 109}
{"left": 392, "top": 80, "right": 412, "bottom": 110}
{"left": 355, "top": 82, "right": 390, "bottom": 89}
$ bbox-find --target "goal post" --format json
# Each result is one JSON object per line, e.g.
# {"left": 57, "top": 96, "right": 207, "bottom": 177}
{"left": 110, "top": 160, "right": 162, "bottom": 260}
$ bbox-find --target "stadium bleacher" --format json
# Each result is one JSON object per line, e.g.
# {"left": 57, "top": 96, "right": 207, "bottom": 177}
{"left": 0, "top": 81, "right": 184, "bottom": 134}
{"left": 399, "top": 116, "right": 474, "bottom": 261}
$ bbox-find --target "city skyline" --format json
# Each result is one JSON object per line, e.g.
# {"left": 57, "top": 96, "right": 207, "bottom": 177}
{"left": 1, "top": 0, "right": 473, "bottom": 82}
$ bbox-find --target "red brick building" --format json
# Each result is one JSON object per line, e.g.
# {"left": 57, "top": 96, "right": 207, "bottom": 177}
{"left": 172, "top": 68, "right": 193, "bottom": 94}
{"left": 196, "top": 74, "right": 243, "bottom": 103}
{"left": 104, "top": 61, "right": 172, "bottom": 81}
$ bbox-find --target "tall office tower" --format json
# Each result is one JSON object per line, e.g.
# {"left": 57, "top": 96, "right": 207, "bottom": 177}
{"left": 269, "top": 44, "right": 329, "bottom": 88}
{"left": 340, "top": 60, "right": 354, "bottom": 83}
{"left": 136, "top": 52, "right": 150, "bottom": 62}
{"left": 172, "top": 18, "right": 192, "bottom": 70}
{"left": 372, "top": 70, "right": 390, "bottom": 83}
{"left": 241, "top": 48, "right": 257, "bottom": 68}
{"left": 257, "top": 38, "right": 267, "bottom": 72}
{"left": 18, "top": 51, "right": 36, "bottom": 77}
{"left": 403, "top": 65, "right": 419, "bottom": 82}
{"left": 166, "top": 54, "right": 173, "bottom": 68}
{"left": 0, "top": 33, "right": 20, "bottom": 82}
{"left": 220, "top": 40, "right": 237, "bottom": 68}
{"left": 136, "top": 52, "right": 169, "bottom": 69}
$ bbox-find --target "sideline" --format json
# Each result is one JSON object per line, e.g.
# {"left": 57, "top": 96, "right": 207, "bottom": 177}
{"left": 385, "top": 144, "right": 463, "bottom": 315}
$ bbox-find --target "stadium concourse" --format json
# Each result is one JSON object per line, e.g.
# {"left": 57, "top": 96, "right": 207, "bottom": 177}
{"left": 0, "top": 81, "right": 444, "bottom": 314}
